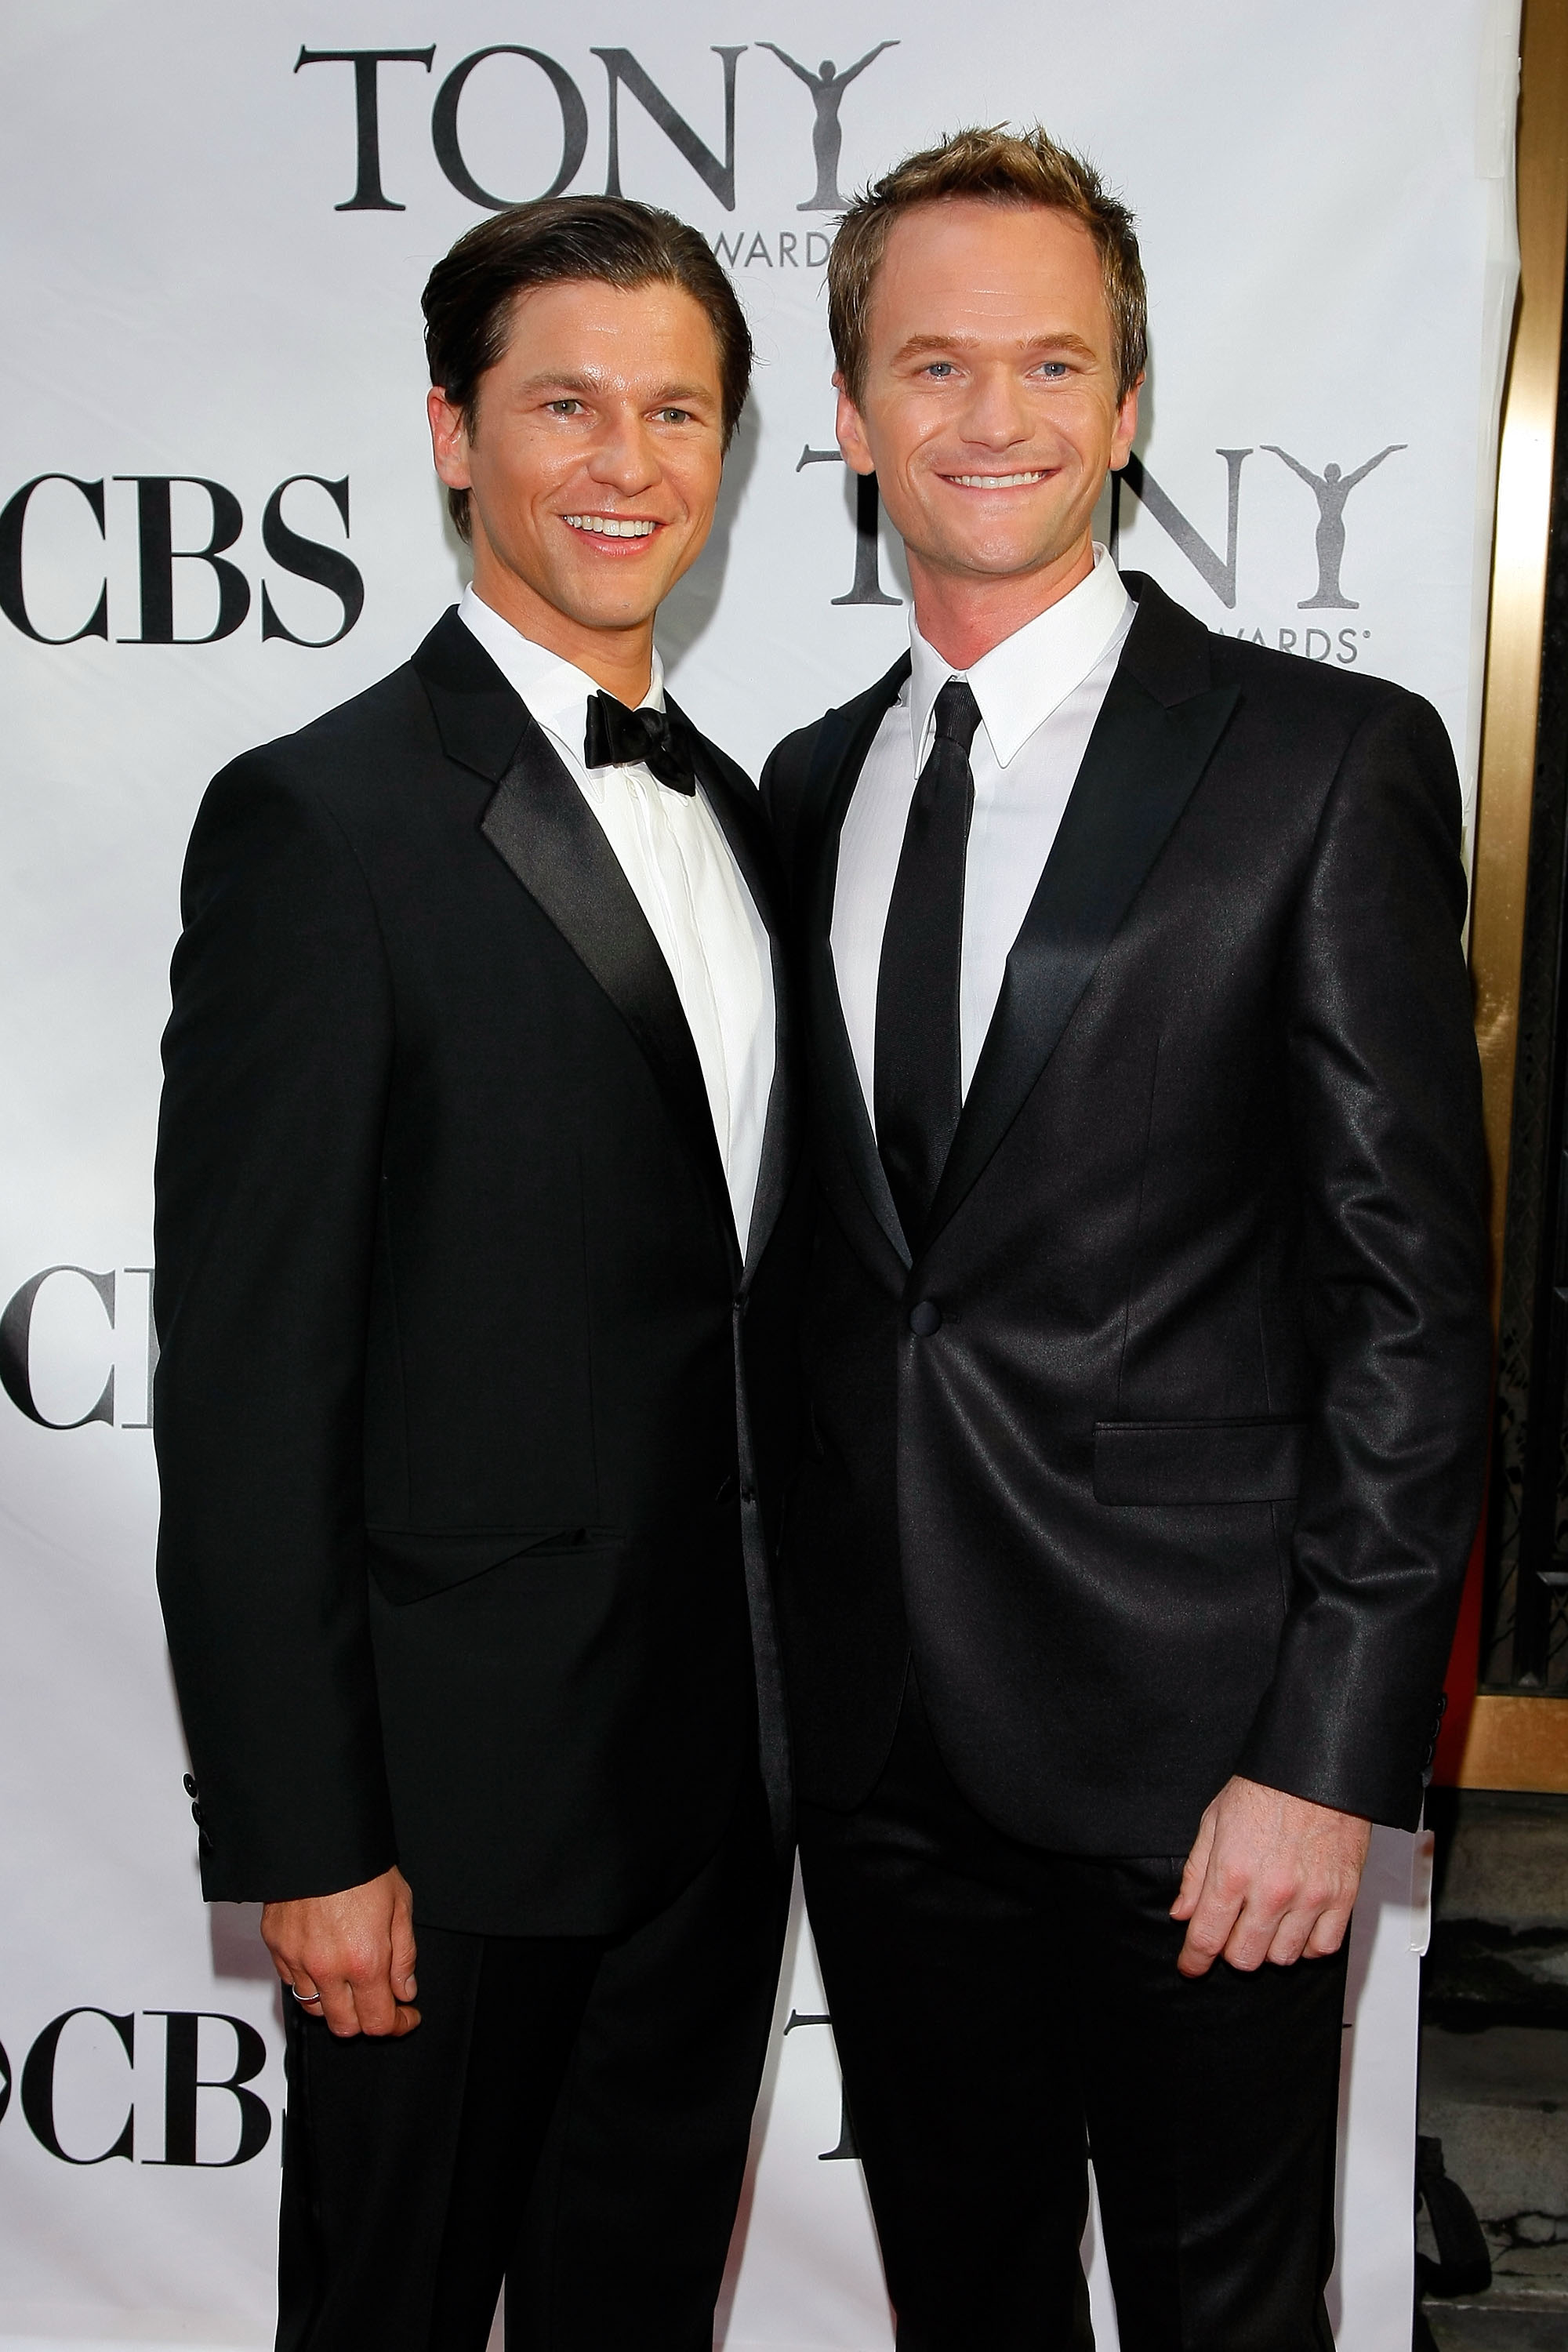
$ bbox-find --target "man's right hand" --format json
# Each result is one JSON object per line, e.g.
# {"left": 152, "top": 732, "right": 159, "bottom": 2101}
{"left": 261, "top": 1865, "right": 420, "bottom": 2038}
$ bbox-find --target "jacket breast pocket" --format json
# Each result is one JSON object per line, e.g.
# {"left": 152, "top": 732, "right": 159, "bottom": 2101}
{"left": 365, "top": 1525, "right": 622, "bottom": 1606}
{"left": 1092, "top": 1418, "right": 1310, "bottom": 1507}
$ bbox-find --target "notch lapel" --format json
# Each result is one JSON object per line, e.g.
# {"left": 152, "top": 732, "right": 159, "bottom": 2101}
{"left": 924, "top": 578, "right": 1240, "bottom": 1245}
{"left": 411, "top": 615, "right": 738, "bottom": 1269}
{"left": 800, "top": 656, "right": 913, "bottom": 1271}
{"left": 412, "top": 604, "right": 533, "bottom": 777}
{"left": 480, "top": 726, "right": 740, "bottom": 1269}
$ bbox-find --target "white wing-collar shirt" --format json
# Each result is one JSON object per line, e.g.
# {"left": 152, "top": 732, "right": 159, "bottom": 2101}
{"left": 832, "top": 543, "right": 1134, "bottom": 1118}
{"left": 459, "top": 583, "right": 775, "bottom": 1254}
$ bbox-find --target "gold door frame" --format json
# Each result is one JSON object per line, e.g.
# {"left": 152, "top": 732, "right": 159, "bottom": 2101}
{"left": 1462, "top": 0, "right": 1568, "bottom": 1788}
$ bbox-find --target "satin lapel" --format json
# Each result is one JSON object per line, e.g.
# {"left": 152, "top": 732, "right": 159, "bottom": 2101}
{"left": 674, "top": 706, "right": 800, "bottom": 1282}
{"left": 924, "top": 642, "right": 1240, "bottom": 1247}
{"left": 480, "top": 717, "right": 739, "bottom": 1269}
{"left": 802, "top": 656, "right": 913, "bottom": 1270}
{"left": 412, "top": 604, "right": 532, "bottom": 778}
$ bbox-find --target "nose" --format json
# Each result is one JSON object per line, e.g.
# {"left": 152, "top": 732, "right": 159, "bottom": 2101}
{"left": 586, "top": 404, "right": 661, "bottom": 498}
{"left": 960, "top": 364, "right": 1034, "bottom": 453}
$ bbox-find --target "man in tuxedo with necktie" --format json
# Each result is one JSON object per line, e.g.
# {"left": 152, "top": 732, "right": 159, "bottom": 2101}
{"left": 763, "top": 127, "right": 1490, "bottom": 2347}
{"left": 154, "top": 197, "right": 800, "bottom": 2351}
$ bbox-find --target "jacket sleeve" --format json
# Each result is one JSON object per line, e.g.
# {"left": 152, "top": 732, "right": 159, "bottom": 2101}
{"left": 154, "top": 753, "right": 398, "bottom": 1900}
{"left": 1235, "top": 688, "right": 1492, "bottom": 1827}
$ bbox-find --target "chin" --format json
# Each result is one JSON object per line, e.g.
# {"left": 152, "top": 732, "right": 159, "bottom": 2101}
{"left": 557, "top": 579, "right": 664, "bottom": 630}
{"left": 937, "top": 538, "right": 1054, "bottom": 579}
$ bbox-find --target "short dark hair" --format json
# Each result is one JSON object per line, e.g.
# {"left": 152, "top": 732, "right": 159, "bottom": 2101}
{"left": 829, "top": 125, "right": 1147, "bottom": 408}
{"left": 423, "top": 196, "right": 753, "bottom": 542}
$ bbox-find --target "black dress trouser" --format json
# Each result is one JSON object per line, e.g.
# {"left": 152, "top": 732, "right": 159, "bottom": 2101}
{"left": 276, "top": 1777, "right": 786, "bottom": 2352}
{"left": 798, "top": 1678, "right": 1347, "bottom": 2352}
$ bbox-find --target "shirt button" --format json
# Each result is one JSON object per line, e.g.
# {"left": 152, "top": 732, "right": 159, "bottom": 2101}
{"left": 909, "top": 1301, "right": 942, "bottom": 1336}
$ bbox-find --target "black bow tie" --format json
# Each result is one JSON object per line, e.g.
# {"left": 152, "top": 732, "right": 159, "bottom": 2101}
{"left": 583, "top": 691, "right": 696, "bottom": 793}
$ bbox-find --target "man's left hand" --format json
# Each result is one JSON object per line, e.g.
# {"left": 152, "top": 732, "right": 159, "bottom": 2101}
{"left": 1170, "top": 1776, "right": 1371, "bottom": 1977}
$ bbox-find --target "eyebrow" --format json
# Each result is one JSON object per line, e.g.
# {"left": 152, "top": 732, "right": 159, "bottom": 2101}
{"left": 890, "top": 331, "right": 1100, "bottom": 365}
{"left": 512, "top": 371, "right": 717, "bottom": 405}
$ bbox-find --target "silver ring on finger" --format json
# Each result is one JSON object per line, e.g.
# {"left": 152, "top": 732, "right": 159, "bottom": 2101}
{"left": 289, "top": 1984, "right": 323, "bottom": 2005}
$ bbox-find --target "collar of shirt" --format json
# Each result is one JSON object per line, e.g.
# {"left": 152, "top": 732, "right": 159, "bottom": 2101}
{"left": 907, "top": 543, "right": 1132, "bottom": 771}
{"left": 457, "top": 582, "right": 666, "bottom": 782}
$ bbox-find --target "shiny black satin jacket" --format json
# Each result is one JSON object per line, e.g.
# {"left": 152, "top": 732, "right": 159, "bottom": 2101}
{"left": 762, "top": 573, "right": 1490, "bottom": 1848}
{"left": 154, "top": 609, "right": 803, "bottom": 1934}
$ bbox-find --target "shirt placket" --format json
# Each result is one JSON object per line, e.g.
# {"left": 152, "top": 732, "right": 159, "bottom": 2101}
{"left": 638, "top": 777, "right": 733, "bottom": 1172}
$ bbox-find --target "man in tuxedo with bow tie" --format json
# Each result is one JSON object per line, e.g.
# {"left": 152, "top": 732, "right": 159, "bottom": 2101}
{"left": 763, "top": 128, "right": 1490, "bottom": 2347}
{"left": 154, "top": 198, "right": 800, "bottom": 2351}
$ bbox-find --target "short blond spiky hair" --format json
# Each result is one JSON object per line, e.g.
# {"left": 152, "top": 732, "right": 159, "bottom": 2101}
{"left": 827, "top": 125, "right": 1147, "bottom": 407}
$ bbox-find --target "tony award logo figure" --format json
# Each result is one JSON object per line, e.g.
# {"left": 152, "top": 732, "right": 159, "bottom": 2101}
{"left": 758, "top": 42, "right": 899, "bottom": 211}
{"left": 1263, "top": 442, "right": 1406, "bottom": 608}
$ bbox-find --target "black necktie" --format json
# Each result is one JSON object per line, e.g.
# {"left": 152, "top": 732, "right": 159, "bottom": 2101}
{"left": 583, "top": 691, "right": 696, "bottom": 793}
{"left": 874, "top": 678, "right": 983, "bottom": 1249}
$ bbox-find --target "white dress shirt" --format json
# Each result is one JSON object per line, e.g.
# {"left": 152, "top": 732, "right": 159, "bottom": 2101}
{"left": 459, "top": 585, "right": 775, "bottom": 1252}
{"left": 831, "top": 544, "right": 1134, "bottom": 1120}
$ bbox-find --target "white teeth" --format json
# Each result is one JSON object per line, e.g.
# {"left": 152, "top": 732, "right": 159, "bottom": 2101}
{"left": 562, "top": 514, "right": 657, "bottom": 538}
{"left": 951, "top": 472, "right": 1047, "bottom": 488}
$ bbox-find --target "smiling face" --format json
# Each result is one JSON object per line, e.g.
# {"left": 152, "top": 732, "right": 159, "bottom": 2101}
{"left": 428, "top": 275, "right": 727, "bottom": 696}
{"left": 836, "top": 198, "right": 1140, "bottom": 655}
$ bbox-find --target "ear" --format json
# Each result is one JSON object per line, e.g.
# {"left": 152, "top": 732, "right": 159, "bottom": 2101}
{"left": 427, "top": 387, "right": 473, "bottom": 492}
{"left": 834, "top": 372, "right": 876, "bottom": 478}
{"left": 1109, "top": 373, "right": 1142, "bottom": 474}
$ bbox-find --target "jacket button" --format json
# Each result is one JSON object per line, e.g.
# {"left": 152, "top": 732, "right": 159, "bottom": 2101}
{"left": 183, "top": 1774, "right": 198, "bottom": 1797}
{"left": 909, "top": 1301, "right": 942, "bottom": 1336}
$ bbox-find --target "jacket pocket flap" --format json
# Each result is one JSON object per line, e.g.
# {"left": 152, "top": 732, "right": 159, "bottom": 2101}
{"left": 366, "top": 1526, "right": 615, "bottom": 1604}
{"left": 1093, "top": 1418, "right": 1309, "bottom": 1506}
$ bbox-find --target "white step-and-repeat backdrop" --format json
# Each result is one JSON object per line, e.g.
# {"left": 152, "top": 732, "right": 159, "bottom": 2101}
{"left": 0, "top": 5, "right": 1518, "bottom": 2347}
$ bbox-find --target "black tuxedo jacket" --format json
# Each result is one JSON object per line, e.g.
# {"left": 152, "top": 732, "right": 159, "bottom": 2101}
{"left": 763, "top": 573, "right": 1490, "bottom": 1849}
{"left": 154, "top": 608, "right": 802, "bottom": 1936}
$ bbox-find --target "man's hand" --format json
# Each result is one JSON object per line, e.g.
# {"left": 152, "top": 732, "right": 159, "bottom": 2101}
{"left": 1171, "top": 1777, "right": 1370, "bottom": 1978}
{"left": 261, "top": 1865, "right": 420, "bottom": 2038}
